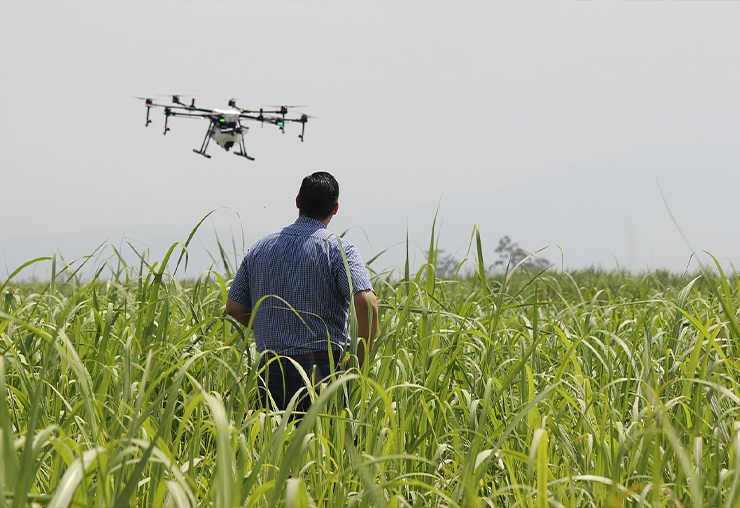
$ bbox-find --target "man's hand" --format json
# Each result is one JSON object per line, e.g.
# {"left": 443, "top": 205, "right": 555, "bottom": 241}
{"left": 226, "top": 298, "right": 252, "bottom": 328}
{"left": 353, "top": 289, "right": 378, "bottom": 367}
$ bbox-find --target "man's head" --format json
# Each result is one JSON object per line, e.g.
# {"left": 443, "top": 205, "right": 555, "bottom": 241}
{"left": 297, "top": 172, "right": 339, "bottom": 221}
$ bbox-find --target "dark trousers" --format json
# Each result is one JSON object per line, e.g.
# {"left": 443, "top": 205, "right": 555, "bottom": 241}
{"left": 257, "top": 357, "right": 337, "bottom": 414}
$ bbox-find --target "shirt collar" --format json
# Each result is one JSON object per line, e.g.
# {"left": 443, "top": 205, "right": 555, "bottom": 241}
{"left": 295, "top": 216, "right": 327, "bottom": 229}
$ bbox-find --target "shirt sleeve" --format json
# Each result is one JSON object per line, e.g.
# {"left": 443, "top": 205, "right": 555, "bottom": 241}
{"left": 228, "top": 255, "right": 252, "bottom": 307}
{"left": 334, "top": 239, "right": 373, "bottom": 298}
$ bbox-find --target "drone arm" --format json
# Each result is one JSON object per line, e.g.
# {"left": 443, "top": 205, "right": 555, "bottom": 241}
{"left": 165, "top": 111, "right": 212, "bottom": 119}
{"left": 238, "top": 113, "right": 268, "bottom": 122}
{"left": 149, "top": 102, "right": 214, "bottom": 114}
{"left": 159, "top": 109, "right": 211, "bottom": 134}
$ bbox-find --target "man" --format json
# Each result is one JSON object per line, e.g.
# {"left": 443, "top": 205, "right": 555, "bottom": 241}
{"left": 226, "top": 171, "right": 378, "bottom": 412}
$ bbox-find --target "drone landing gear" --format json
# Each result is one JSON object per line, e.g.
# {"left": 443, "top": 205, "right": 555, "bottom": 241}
{"left": 234, "top": 136, "right": 254, "bottom": 161}
{"left": 235, "top": 152, "right": 255, "bottom": 161}
{"left": 193, "top": 123, "right": 215, "bottom": 159}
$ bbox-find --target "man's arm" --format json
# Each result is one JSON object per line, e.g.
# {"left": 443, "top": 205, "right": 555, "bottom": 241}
{"left": 353, "top": 289, "right": 378, "bottom": 367}
{"left": 226, "top": 297, "right": 252, "bottom": 328}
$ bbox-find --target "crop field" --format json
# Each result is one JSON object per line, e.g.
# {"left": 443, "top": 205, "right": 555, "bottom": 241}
{"left": 1, "top": 229, "right": 739, "bottom": 507}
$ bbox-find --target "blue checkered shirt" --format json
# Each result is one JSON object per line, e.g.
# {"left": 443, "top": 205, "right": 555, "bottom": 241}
{"left": 228, "top": 217, "right": 373, "bottom": 355}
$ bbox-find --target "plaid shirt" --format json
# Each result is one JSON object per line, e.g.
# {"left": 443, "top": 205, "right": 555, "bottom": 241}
{"left": 228, "top": 217, "right": 373, "bottom": 355}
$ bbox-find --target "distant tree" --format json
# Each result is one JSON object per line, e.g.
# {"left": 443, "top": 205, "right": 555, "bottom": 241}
{"left": 425, "top": 249, "right": 462, "bottom": 279}
{"left": 491, "top": 236, "right": 549, "bottom": 272}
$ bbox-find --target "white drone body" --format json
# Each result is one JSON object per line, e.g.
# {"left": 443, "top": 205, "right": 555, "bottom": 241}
{"left": 209, "top": 109, "right": 249, "bottom": 152}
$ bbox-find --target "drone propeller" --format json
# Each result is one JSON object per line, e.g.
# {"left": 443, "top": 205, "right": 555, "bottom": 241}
{"left": 265, "top": 104, "right": 308, "bottom": 109}
{"left": 170, "top": 95, "right": 197, "bottom": 108}
{"left": 133, "top": 96, "right": 156, "bottom": 108}
{"left": 285, "top": 113, "right": 315, "bottom": 122}
{"left": 227, "top": 98, "right": 259, "bottom": 114}
{"left": 151, "top": 93, "right": 195, "bottom": 104}
{"left": 133, "top": 97, "right": 156, "bottom": 126}
{"left": 260, "top": 105, "right": 308, "bottom": 118}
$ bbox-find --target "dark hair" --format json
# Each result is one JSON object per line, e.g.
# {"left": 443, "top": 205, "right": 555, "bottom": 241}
{"left": 298, "top": 172, "right": 339, "bottom": 219}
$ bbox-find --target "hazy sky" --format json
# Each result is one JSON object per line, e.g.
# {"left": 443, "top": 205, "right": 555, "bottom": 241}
{"left": 1, "top": 1, "right": 739, "bottom": 279}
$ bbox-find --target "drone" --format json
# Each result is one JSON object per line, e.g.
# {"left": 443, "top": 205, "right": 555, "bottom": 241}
{"left": 137, "top": 95, "right": 308, "bottom": 161}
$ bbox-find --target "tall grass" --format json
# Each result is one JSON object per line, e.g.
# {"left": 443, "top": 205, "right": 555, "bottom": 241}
{"left": 1, "top": 224, "right": 739, "bottom": 507}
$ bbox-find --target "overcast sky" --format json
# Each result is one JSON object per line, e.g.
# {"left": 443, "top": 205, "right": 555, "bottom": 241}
{"left": 1, "top": 1, "right": 739, "bottom": 280}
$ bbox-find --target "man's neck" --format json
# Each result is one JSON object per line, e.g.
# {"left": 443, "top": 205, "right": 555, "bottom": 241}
{"left": 299, "top": 214, "right": 332, "bottom": 227}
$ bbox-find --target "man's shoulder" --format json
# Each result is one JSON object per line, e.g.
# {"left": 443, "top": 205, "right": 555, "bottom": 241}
{"left": 244, "top": 228, "right": 286, "bottom": 257}
{"left": 245, "top": 221, "right": 360, "bottom": 256}
{"left": 246, "top": 222, "right": 325, "bottom": 251}
{"left": 314, "top": 229, "right": 357, "bottom": 250}
{"left": 251, "top": 229, "right": 281, "bottom": 246}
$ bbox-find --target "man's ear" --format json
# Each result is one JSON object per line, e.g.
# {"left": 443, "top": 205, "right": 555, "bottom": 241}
{"left": 296, "top": 195, "right": 300, "bottom": 209}
{"left": 332, "top": 202, "right": 339, "bottom": 215}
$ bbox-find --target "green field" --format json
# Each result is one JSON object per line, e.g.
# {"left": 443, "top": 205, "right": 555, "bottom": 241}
{"left": 1, "top": 229, "right": 739, "bottom": 507}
